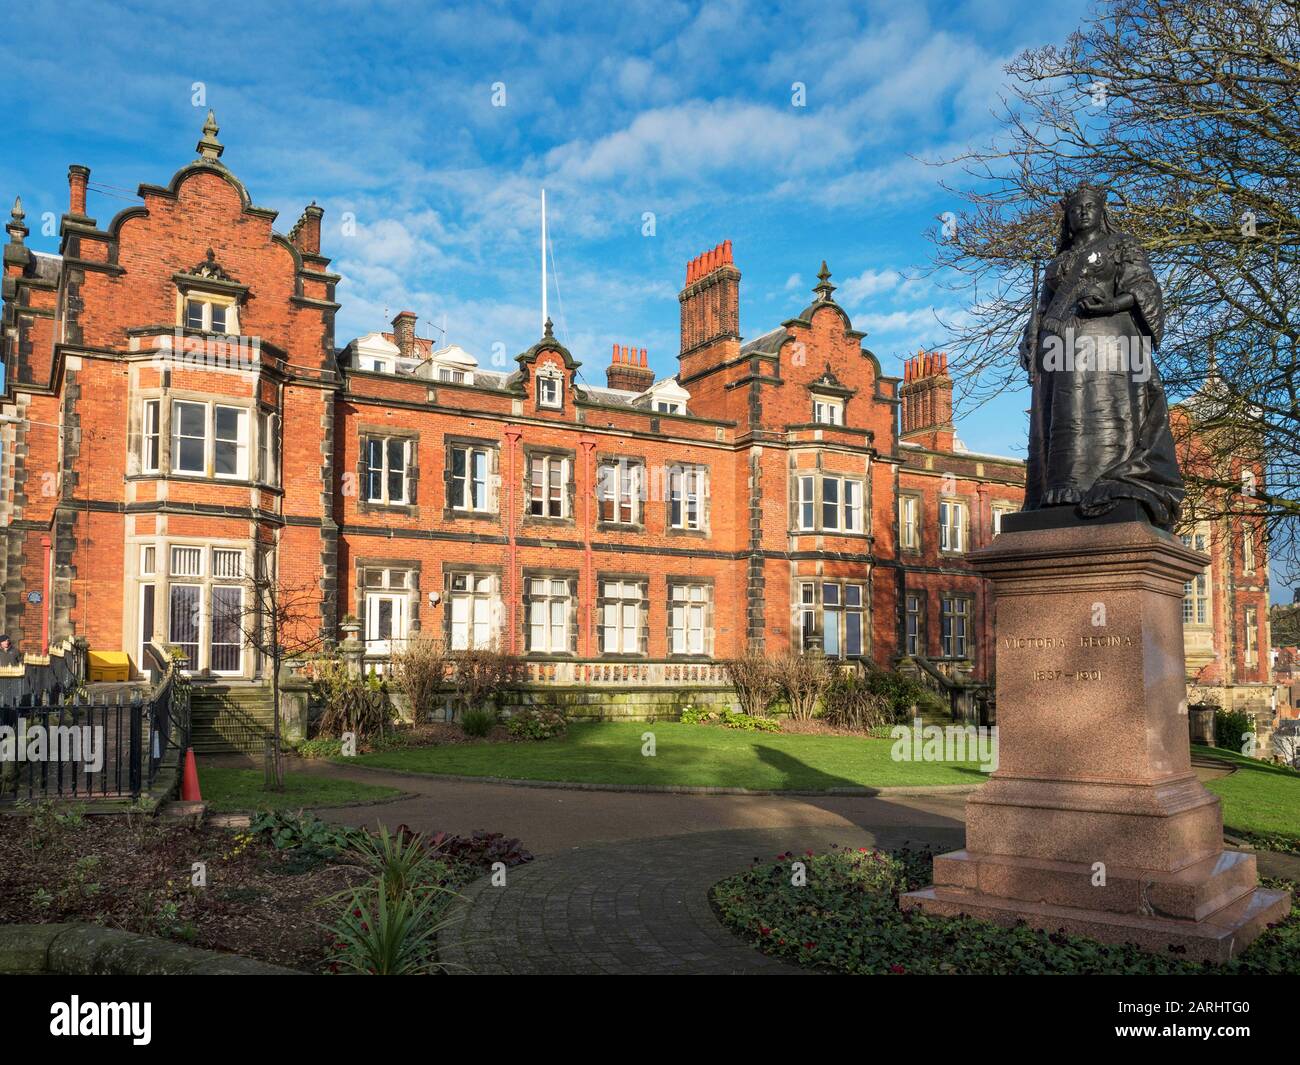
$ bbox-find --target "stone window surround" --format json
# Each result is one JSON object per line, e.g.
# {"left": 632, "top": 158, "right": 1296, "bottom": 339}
{"left": 664, "top": 460, "right": 711, "bottom": 537}
{"left": 130, "top": 535, "right": 255, "bottom": 679}
{"left": 939, "top": 592, "right": 974, "bottom": 660}
{"left": 595, "top": 452, "right": 648, "bottom": 531}
{"left": 899, "top": 491, "right": 923, "bottom": 553}
{"left": 353, "top": 556, "right": 422, "bottom": 647}
{"left": 522, "top": 445, "right": 577, "bottom": 527}
{"left": 665, "top": 574, "right": 715, "bottom": 660}
{"left": 443, "top": 435, "right": 501, "bottom": 522}
{"left": 356, "top": 423, "right": 420, "bottom": 518}
{"left": 595, "top": 570, "right": 651, "bottom": 658}
{"left": 521, "top": 567, "right": 580, "bottom": 658}
{"left": 795, "top": 576, "right": 867, "bottom": 659}
{"left": 441, "top": 561, "right": 503, "bottom": 650}
{"left": 128, "top": 388, "right": 274, "bottom": 488}
{"left": 938, "top": 495, "right": 970, "bottom": 555}
{"left": 904, "top": 589, "right": 926, "bottom": 657}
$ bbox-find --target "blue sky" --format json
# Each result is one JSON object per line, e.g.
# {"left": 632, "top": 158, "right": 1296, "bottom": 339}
{"left": 0, "top": 0, "right": 1096, "bottom": 460}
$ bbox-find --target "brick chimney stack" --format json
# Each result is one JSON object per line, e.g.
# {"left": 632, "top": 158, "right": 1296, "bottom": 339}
{"left": 899, "top": 351, "right": 955, "bottom": 450}
{"left": 606, "top": 344, "right": 655, "bottom": 392}
{"left": 290, "top": 201, "right": 324, "bottom": 256}
{"left": 678, "top": 239, "right": 739, "bottom": 367}
{"left": 391, "top": 311, "right": 417, "bottom": 360}
{"left": 67, "top": 165, "right": 89, "bottom": 217}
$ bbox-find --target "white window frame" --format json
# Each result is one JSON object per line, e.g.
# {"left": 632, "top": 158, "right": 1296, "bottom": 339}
{"left": 169, "top": 400, "right": 249, "bottom": 480}
{"left": 669, "top": 583, "right": 711, "bottom": 656}
{"left": 813, "top": 398, "right": 844, "bottom": 425}
{"left": 796, "top": 474, "right": 864, "bottom": 534}
{"left": 142, "top": 399, "right": 161, "bottom": 474}
{"left": 365, "top": 435, "right": 411, "bottom": 506}
{"left": 900, "top": 495, "right": 920, "bottom": 550}
{"left": 939, "top": 499, "right": 966, "bottom": 553}
{"left": 537, "top": 372, "right": 562, "bottom": 409}
{"left": 365, "top": 592, "right": 409, "bottom": 655}
{"left": 1181, "top": 526, "right": 1211, "bottom": 626}
{"left": 941, "top": 596, "right": 971, "bottom": 658}
{"left": 669, "top": 465, "right": 706, "bottom": 531}
{"left": 905, "top": 593, "right": 924, "bottom": 656}
{"left": 529, "top": 454, "right": 569, "bottom": 518}
{"left": 598, "top": 460, "right": 642, "bottom": 525}
{"left": 209, "top": 585, "right": 244, "bottom": 675}
{"left": 450, "top": 444, "right": 494, "bottom": 512}
{"left": 600, "top": 580, "right": 645, "bottom": 655}
{"left": 182, "top": 295, "right": 238, "bottom": 335}
{"left": 448, "top": 571, "right": 499, "bottom": 650}
{"left": 527, "top": 578, "right": 571, "bottom": 654}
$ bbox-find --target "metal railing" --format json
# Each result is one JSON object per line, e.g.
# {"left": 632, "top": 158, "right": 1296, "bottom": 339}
{"left": 0, "top": 666, "right": 190, "bottom": 803}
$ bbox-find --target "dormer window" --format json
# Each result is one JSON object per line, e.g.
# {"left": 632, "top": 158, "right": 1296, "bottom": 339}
{"left": 813, "top": 398, "right": 844, "bottom": 425}
{"left": 183, "top": 296, "right": 237, "bottom": 335}
{"left": 655, "top": 400, "right": 683, "bottom": 415}
{"left": 439, "top": 367, "right": 466, "bottom": 384}
{"left": 538, "top": 373, "right": 562, "bottom": 409}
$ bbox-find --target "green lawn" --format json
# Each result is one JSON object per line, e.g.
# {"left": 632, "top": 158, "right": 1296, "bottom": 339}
{"left": 1194, "top": 744, "right": 1300, "bottom": 843}
{"left": 345, "top": 721, "right": 990, "bottom": 790}
{"left": 199, "top": 766, "right": 403, "bottom": 813}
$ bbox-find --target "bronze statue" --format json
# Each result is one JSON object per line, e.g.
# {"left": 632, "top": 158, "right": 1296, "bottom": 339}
{"left": 1019, "top": 184, "right": 1184, "bottom": 530}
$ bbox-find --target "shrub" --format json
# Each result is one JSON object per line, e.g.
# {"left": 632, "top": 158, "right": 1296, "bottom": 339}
{"left": 822, "top": 672, "right": 895, "bottom": 731}
{"left": 249, "top": 810, "right": 360, "bottom": 860}
{"left": 723, "top": 646, "right": 779, "bottom": 717}
{"left": 680, "top": 706, "right": 781, "bottom": 732}
{"left": 460, "top": 706, "right": 497, "bottom": 738}
{"left": 390, "top": 633, "right": 450, "bottom": 722}
{"left": 771, "top": 652, "right": 830, "bottom": 721}
{"left": 860, "top": 668, "right": 944, "bottom": 721}
{"left": 344, "top": 824, "right": 453, "bottom": 902}
{"left": 312, "top": 656, "right": 393, "bottom": 739}
{"left": 297, "top": 737, "right": 344, "bottom": 759}
{"left": 507, "top": 707, "right": 568, "bottom": 741}
{"left": 450, "top": 646, "right": 524, "bottom": 717}
{"left": 325, "top": 884, "right": 458, "bottom": 976}
{"left": 1215, "top": 708, "right": 1257, "bottom": 754}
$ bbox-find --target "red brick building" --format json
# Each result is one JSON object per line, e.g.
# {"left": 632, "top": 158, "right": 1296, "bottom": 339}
{"left": 0, "top": 118, "right": 1272, "bottom": 712}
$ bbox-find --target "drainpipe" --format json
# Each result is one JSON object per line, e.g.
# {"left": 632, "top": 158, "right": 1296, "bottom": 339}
{"left": 579, "top": 437, "right": 597, "bottom": 657}
{"left": 503, "top": 427, "right": 522, "bottom": 654}
{"left": 41, "top": 534, "right": 51, "bottom": 653}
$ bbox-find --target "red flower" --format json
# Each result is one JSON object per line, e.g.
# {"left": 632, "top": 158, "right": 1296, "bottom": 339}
{"left": 889, "top": 964, "right": 906, "bottom": 974}
{"left": 803, "top": 941, "right": 816, "bottom": 950}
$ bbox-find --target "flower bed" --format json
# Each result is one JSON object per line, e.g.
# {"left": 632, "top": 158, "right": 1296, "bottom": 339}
{"left": 710, "top": 845, "right": 1300, "bottom": 975}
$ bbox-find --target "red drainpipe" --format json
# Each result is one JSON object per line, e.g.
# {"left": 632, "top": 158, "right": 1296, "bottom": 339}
{"left": 579, "top": 437, "right": 597, "bottom": 656}
{"left": 40, "top": 534, "right": 51, "bottom": 653}
{"left": 503, "top": 427, "right": 523, "bottom": 654}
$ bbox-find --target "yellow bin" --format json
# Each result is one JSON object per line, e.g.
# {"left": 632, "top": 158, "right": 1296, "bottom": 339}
{"left": 88, "top": 650, "right": 130, "bottom": 683}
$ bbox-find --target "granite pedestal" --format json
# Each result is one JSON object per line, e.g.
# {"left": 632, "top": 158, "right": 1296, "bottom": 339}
{"left": 900, "top": 511, "right": 1290, "bottom": 962}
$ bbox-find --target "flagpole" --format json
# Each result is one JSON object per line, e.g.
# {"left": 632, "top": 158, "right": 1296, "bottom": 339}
{"left": 541, "top": 188, "right": 548, "bottom": 331}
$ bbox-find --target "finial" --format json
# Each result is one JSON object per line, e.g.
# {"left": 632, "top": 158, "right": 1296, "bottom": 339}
{"left": 197, "top": 109, "right": 224, "bottom": 161}
{"left": 6, "top": 195, "right": 28, "bottom": 245}
{"left": 543, "top": 316, "right": 554, "bottom": 339}
{"left": 11, "top": 196, "right": 24, "bottom": 222}
{"left": 813, "top": 260, "right": 835, "bottom": 302}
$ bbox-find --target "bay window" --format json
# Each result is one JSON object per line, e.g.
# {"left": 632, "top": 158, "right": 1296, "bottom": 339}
{"left": 169, "top": 400, "right": 249, "bottom": 480}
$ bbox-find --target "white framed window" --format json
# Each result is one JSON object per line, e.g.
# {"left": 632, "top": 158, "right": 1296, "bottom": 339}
{"left": 799, "top": 581, "right": 864, "bottom": 658}
{"left": 140, "top": 545, "right": 156, "bottom": 577}
{"left": 1181, "top": 527, "right": 1210, "bottom": 625}
{"left": 600, "top": 580, "right": 645, "bottom": 655}
{"left": 939, "top": 500, "right": 966, "bottom": 552}
{"left": 210, "top": 585, "right": 243, "bottom": 674}
{"left": 941, "top": 596, "right": 971, "bottom": 658}
{"left": 1242, "top": 523, "right": 1256, "bottom": 574}
{"left": 182, "top": 296, "right": 237, "bottom": 334}
{"left": 813, "top": 398, "right": 844, "bottom": 425}
{"left": 669, "top": 465, "right": 706, "bottom": 530}
{"left": 669, "top": 583, "right": 710, "bottom": 655}
{"left": 796, "top": 474, "right": 864, "bottom": 533}
{"left": 365, "top": 436, "right": 411, "bottom": 505}
{"left": 1244, "top": 605, "right": 1259, "bottom": 668}
{"left": 529, "top": 454, "right": 568, "bottom": 518}
{"left": 448, "top": 571, "right": 499, "bottom": 650}
{"left": 900, "top": 495, "right": 920, "bottom": 551}
{"left": 171, "top": 545, "right": 204, "bottom": 578}
{"left": 142, "top": 400, "right": 161, "bottom": 473}
{"left": 365, "top": 593, "right": 408, "bottom": 654}
{"left": 991, "top": 505, "right": 1015, "bottom": 537}
{"left": 169, "top": 400, "right": 248, "bottom": 479}
{"left": 257, "top": 411, "right": 280, "bottom": 487}
{"left": 655, "top": 400, "right": 682, "bottom": 414}
{"left": 212, "top": 548, "right": 244, "bottom": 579}
{"left": 598, "top": 460, "right": 642, "bottom": 525}
{"left": 168, "top": 583, "right": 201, "bottom": 667}
{"left": 527, "top": 578, "right": 571, "bottom": 654}
{"left": 439, "top": 367, "right": 466, "bottom": 383}
{"left": 905, "top": 593, "right": 924, "bottom": 656}
{"left": 537, "top": 373, "right": 562, "bottom": 408}
{"left": 450, "top": 444, "right": 493, "bottom": 512}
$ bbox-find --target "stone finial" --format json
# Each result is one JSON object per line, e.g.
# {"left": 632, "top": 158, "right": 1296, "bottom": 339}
{"left": 543, "top": 316, "right": 555, "bottom": 340}
{"left": 6, "top": 195, "right": 28, "bottom": 245}
{"left": 814, "top": 260, "right": 836, "bottom": 302}
{"left": 197, "top": 109, "right": 224, "bottom": 161}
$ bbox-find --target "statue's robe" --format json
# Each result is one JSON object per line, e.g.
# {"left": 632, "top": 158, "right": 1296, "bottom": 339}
{"left": 1023, "top": 232, "right": 1184, "bottom": 530}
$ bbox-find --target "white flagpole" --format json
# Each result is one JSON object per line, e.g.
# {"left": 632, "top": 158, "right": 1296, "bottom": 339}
{"left": 541, "top": 188, "right": 548, "bottom": 332}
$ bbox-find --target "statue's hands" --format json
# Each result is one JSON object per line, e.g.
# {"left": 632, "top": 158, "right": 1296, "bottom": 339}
{"left": 1078, "top": 293, "right": 1119, "bottom": 316}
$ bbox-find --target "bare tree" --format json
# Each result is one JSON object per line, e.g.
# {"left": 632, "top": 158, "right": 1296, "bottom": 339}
{"left": 227, "top": 545, "right": 328, "bottom": 789}
{"left": 924, "top": 0, "right": 1300, "bottom": 578}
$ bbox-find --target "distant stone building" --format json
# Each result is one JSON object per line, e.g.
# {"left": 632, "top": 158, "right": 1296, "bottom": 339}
{"left": 0, "top": 117, "right": 1272, "bottom": 719}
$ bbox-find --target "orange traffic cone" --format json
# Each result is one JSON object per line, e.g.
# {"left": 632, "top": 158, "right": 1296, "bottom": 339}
{"left": 181, "top": 748, "right": 202, "bottom": 802}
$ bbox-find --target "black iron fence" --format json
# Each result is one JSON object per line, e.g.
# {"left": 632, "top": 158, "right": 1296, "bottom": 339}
{"left": 0, "top": 638, "right": 87, "bottom": 706}
{"left": 0, "top": 670, "right": 190, "bottom": 802}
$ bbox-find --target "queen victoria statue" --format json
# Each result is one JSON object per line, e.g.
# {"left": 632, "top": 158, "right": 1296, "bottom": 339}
{"left": 1019, "top": 183, "right": 1184, "bottom": 530}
